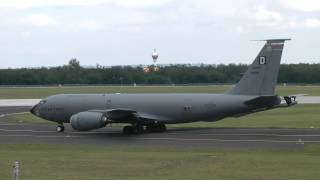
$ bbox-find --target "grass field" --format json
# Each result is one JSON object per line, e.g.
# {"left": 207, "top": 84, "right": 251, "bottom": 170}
{"left": 12, "top": 104, "right": 320, "bottom": 129}
{"left": 0, "top": 85, "right": 319, "bottom": 99}
{"left": 0, "top": 144, "right": 320, "bottom": 180}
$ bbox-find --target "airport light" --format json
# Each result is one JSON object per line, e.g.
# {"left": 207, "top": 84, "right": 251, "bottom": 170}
{"left": 13, "top": 161, "right": 20, "bottom": 180}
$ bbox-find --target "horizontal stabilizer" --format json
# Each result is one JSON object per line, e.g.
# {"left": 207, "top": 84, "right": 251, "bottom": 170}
{"left": 251, "top": 39, "right": 291, "bottom": 42}
{"left": 244, "top": 95, "right": 281, "bottom": 107}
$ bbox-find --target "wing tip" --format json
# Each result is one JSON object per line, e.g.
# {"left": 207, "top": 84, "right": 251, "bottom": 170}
{"left": 251, "top": 38, "right": 291, "bottom": 42}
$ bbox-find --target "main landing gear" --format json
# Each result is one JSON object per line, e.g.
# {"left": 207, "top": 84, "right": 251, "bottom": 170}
{"left": 56, "top": 124, "right": 65, "bottom": 132}
{"left": 146, "top": 123, "right": 166, "bottom": 133}
{"left": 122, "top": 123, "right": 166, "bottom": 135}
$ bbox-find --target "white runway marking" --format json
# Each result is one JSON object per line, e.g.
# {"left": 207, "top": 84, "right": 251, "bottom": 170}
{"left": 0, "top": 112, "right": 29, "bottom": 118}
{"left": 0, "top": 134, "right": 80, "bottom": 138}
{"left": 168, "top": 132, "right": 320, "bottom": 137}
{"left": 0, "top": 128, "right": 55, "bottom": 133}
{"left": 172, "top": 128, "right": 319, "bottom": 131}
{"left": 1, "top": 127, "right": 320, "bottom": 137}
{"left": 0, "top": 133, "right": 317, "bottom": 144}
{"left": 294, "top": 96, "right": 320, "bottom": 104}
{"left": 0, "top": 128, "right": 117, "bottom": 134}
{"left": 0, "top": 99, "right": 40, "bottom": 107}
{"left": 0, "top": 123, "right": 18, "bottom": 126}
{"left": 136, "top": 137, "right": 320, "bottom": 143}
{"left": 0, "top": 126, "right": 319, "bottom": 146}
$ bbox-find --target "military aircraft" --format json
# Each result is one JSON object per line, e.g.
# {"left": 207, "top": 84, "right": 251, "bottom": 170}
{"left": 30, "top": 39, "right": 297, "bottom": 134}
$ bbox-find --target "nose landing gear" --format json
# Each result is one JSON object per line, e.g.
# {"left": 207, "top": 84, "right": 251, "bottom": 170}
{"left": 56, "top": 124, "right": 65, "bottom": 132}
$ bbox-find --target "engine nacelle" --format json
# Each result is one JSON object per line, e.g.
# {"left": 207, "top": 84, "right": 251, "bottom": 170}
{"left": 70, "top": 111, "right": 107, "bottom": 131}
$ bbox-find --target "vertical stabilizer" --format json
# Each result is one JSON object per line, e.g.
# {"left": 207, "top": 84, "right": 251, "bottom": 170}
{"left": 228, "top": 39, "right": 290, "bottom": 96}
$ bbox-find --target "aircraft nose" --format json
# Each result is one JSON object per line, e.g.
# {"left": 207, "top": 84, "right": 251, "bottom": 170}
{"left": 30, "top": 104, "right": 39, "bottom": 116}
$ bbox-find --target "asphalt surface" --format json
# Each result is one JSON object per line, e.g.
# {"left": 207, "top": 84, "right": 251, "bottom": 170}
{"left": 0, "top": 106, "right": 320, "bottom": 149}
{"left": 0, "top": 106, "right": 31, "bottom": 115}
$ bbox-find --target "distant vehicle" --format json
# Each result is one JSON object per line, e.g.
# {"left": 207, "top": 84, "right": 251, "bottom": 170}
{"left": 30, "top": 39, "right": 296, "bottom": 134}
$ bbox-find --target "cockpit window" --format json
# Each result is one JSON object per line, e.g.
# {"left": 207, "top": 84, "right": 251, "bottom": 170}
{"left": 39, "top": 100, "right": 47, "bottom": 104}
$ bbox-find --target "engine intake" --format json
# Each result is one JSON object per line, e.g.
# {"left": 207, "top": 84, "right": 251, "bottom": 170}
{"left": 70, "top": 111, "right": 107, "bottom": 131}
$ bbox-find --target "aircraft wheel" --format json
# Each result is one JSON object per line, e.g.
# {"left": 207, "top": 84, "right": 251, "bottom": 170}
{"left": 136, "top": 125, "right": 145, "bottom": 134}
{"left": 157, "top": 123, "right": 166, "bottom": 132}
{"left": 56, "top": 125, "right": 65, "bottom": 132}
{"left": 123, "top": 126, "right": 134, "bottom": 135}
{"left": 146, "top": 123, "right": 166, "bottom": 133}
{"left": 145, "top": 125, "right": 154, "bottom": 133}
{"left": 123, "top": 125, "right": 145, "bottom": 135}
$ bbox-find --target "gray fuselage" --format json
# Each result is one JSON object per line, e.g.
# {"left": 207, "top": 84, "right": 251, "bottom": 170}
{"left": 35, "top": 93, "right": 258, "bottom": 124}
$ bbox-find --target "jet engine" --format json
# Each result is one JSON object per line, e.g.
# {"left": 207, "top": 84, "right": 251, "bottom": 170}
{"left": 70, "top": 112, "right": 108, "bottom": 131}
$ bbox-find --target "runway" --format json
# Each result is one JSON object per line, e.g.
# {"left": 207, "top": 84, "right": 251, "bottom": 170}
{"left": 0, "top": 106, "right": 31, "bottom": 115}
{"left": 1, "top": 104, "right": 320, "bottom": 150}
{"left": 0, "top": 106, "right": 319, "bottom": 149}
{"left": 1, "top": 122, "right": 319, "bottom": 149}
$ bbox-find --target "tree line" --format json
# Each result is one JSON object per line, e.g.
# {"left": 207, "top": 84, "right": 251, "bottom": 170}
{"left": 0, "top": 59, "right": 319, "bottom": 85}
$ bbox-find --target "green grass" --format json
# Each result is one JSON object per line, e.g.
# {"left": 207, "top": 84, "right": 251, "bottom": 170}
{"left": 0, "top": 144, "right": 320, "bottom": 180}
{"left": 0, "top": 85, "right": 320, "bottom": 99}
{"left": 12, "top": 113, "right": 55, "bottom": 124}
{"left": 12, "top": 104, "right": 320, "bottom": 128}
{"left": 275, "top": 85, "right": 320, "bottom": 96}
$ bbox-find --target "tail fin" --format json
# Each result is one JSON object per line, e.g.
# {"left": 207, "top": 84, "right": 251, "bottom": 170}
{"left": 227, "top": 39, "right": 290, "bottom": 96}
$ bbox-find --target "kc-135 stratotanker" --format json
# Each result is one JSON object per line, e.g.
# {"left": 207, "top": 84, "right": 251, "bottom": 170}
{"left": 30, "top": 39, "right": 297, "bottom": 134}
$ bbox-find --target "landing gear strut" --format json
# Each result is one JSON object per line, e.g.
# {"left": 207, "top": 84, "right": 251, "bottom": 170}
{"left": 56, "top": 124, "right": 65, "bottom": 132}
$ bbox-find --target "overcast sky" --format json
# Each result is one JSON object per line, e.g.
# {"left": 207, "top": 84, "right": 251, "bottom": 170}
{"left": 0, "top": 0, "right": 319, "bottom": 68}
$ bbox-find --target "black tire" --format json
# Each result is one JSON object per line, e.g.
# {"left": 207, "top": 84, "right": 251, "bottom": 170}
{"left": 157, "top": 123, "right": 166, "bottom": 132}
{"left": 136, "top": 125, "right": 145, "bottom": 134}
{"left": 56, "top": 125, "right": 64, "bottom": 132}
{"left": 146, "top": 123, "right": 166, "bottom": 133}
{"left": 123, "top": 126, "right": 134, "bottom": 135}
{"left": 145, "top": 125, "right": 154, "bottom": 133}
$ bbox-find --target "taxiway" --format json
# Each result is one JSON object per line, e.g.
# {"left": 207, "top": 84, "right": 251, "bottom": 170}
{"left": 0, "top": 105, "right": 319, "bottom": 149}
